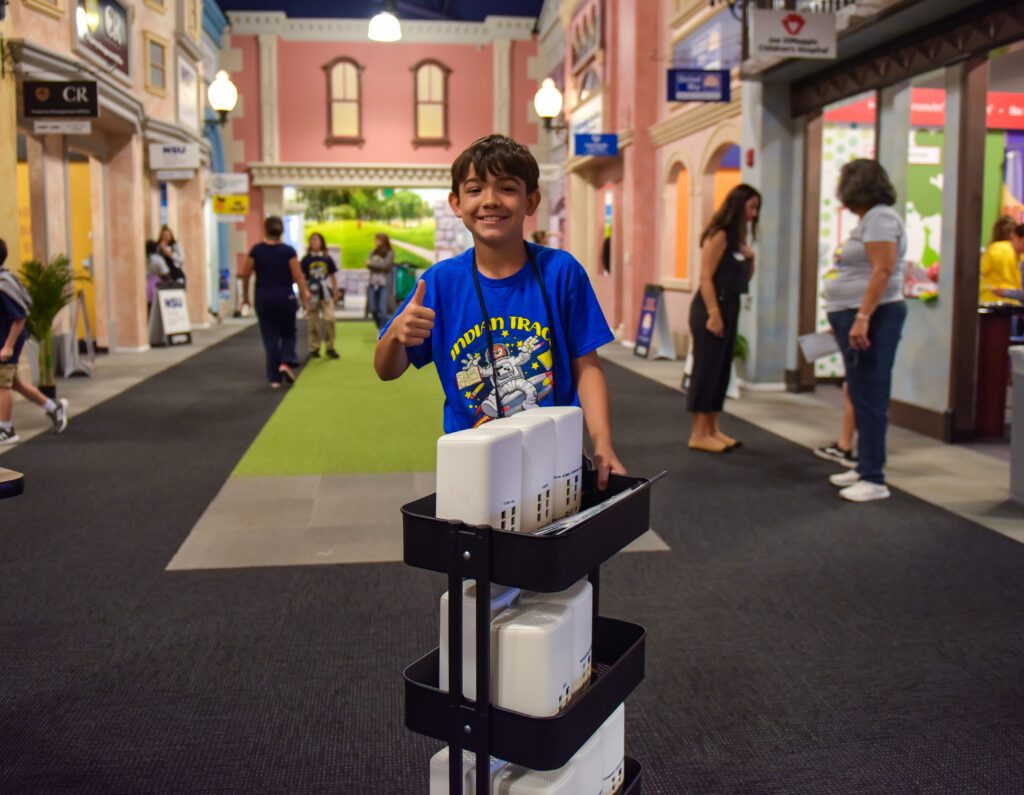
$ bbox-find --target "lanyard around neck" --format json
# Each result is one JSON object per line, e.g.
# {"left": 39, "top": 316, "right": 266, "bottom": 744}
{"left": 470, "top": 242, "right": 557, "bottom": 420}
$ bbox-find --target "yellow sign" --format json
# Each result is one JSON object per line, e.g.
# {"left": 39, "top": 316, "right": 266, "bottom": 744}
{"left": 213, "top": 194, "right": 250, "bottom": 214}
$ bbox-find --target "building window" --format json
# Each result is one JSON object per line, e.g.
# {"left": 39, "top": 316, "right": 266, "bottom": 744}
{"left": 185, "top": 0, "right": 201, "bottom": 40}
{"left": 412, "top": 60, "right": 451, "bottom": 147}
{"left": 143, "top": 0, "right": 166, "bottom": 11}
{"left": 578, "top": 68, "right": 601, "bottom": 104}
{"left": 324, "top": 57, "right": 364, "bottom": 145}
{"left": 144, "top": 32, "right": 169, "bottom": 96}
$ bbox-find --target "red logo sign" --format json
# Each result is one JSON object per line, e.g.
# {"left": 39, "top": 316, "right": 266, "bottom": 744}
{"left": 782, "top": 13, "right": 805, "bottom": 36}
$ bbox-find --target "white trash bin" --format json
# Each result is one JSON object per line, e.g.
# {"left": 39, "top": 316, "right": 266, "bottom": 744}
{"left": 1011, "top": 348, "right": 1024, "bottom": 504}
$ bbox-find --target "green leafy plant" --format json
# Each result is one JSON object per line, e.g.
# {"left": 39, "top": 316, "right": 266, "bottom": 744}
{"left": 733, "top": 333, "right": 749, "bottom": 363}
{"left": 19, "top": 255, "right": 79, "bottom": 390}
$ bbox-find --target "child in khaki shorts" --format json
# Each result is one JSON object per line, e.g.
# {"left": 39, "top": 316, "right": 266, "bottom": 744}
{"left": 0, "top": 239, "right": 69, "bottom": 444}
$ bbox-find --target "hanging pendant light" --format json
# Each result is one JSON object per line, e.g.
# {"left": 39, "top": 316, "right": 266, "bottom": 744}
{"left": 368, "top": 1, "right": 402, "bottom": 42}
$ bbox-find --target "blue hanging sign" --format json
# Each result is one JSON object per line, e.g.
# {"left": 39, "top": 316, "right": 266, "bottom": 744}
{"left": 574, "top": 133, "right": 618, "bottom": 157}
{"left": 667, "top": 69, "right": 731, "bottom": 103}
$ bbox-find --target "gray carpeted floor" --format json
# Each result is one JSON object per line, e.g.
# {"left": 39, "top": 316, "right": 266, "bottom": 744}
{"left": 1, "top": 327, "right": 1023, "bottom": 793}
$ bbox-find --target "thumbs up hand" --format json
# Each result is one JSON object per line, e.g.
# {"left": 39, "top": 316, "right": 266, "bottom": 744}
{"left": 392, "top": 279, "right": 435, "bottom": 346}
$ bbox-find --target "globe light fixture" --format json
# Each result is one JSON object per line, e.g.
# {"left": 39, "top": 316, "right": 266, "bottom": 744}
{"left": 368, "top": 2, "right": 402, "bottom": 43}
{"left": 207, "top": 70, "right": 238, "bottom": 127}
{"left": 533, "top": 78, "right": 565, "bottom": 131}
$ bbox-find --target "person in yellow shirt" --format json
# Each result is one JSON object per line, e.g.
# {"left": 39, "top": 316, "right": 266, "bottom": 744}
{"left": 979, "top": 215, "right": 1024, "bottom": 305}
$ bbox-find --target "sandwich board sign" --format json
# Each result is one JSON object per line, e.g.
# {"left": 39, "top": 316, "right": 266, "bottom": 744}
{"left": 634, "top": 284, "right": 674, "bottom": 359}
{"left": 149, "top": 288, "right": 192, "bottom": 346}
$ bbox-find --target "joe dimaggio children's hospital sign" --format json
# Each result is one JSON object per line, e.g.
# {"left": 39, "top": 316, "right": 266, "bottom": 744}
{"left": 750, "top": 9, "right": 837, "bottom": 60}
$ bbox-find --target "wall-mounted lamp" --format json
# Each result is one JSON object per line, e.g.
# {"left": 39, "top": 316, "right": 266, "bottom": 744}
{"left": 368, "top": 1, "right": 402, "bottom": 42}
{"left": 207, "top": 70, "right": 238, "bottom": 127}
{"left": 533, "top": 78, "right": 567, "bottom": 138}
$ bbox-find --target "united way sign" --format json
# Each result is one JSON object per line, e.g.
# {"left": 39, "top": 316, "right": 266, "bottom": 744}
{"left": 574, "top": 134, "right": 618, "bottom": 158}
{"left": 667, "top": 69, "right": 731, "bottom": 103}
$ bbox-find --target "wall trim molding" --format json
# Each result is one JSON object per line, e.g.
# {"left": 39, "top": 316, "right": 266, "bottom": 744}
{"left": 649, "top": 87, "right": 742, "bottom": 148}
{"left": 890, "top": 399, "right": 954, "bottom": 442}
{"left": 226, "top": 13, "right": 535, "bottom": 45}
{"left": 249, "top": 162, "right": 452, "bottom": 188}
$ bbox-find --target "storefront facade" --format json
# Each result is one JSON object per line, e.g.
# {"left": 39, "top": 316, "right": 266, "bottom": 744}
{"left": 7, "top": 0, "right": 212, "bottom": 353}
{"left": 743, "top": 0, "right": 1024, "bottom": 440}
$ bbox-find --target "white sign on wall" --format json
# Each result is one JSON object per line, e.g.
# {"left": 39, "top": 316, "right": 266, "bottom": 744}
{"left": 149, "top": 143, "right": 200, "bottom": 170}
{"left": 750, "top": 9, "right": 836, "bottom": 60}
{"left": 177, "top": 58, "right": 200, "bottom": 132}
{"left": 209, "top": 173, "right": 249, "bottom": 195}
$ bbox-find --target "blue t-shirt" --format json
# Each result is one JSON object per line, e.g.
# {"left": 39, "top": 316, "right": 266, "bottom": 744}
{"left": 249, "top": 242, "right": 298, "bottom": 304}
{"left": 0, "top": 292, "right": 28, "bottom": 365}
{"left": 381, "top": 243, "right": 613, "bottom": 432}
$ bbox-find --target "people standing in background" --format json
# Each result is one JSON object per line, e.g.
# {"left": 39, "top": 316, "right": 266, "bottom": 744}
{"left": 982, "top": 217, "right": 1024, "bottom": 304}
{"left": 238, "top": 217, "right": 310, "bottom": 388}
{"left": 824, "top": 158, "right": 907, "bottom": 503}
{"left": 366, "top": 233, "right": 395, "bottom": 330}
{"left": 686, "top": 184, "right": 761, "bottom": 453}
{"left": 157, "top": 226, "right": 186, "bottom": 286}
{"left": 301, "top": 232, "right": 340, "bottom": 360}
{"left": 0, "top": 239, "right": 69, "bottom": 443}
{"left": 814, "top": 383, "right": 858, "bottom": 468}
{"left": 145, "top": 240, "right": 170, "bottom": 312}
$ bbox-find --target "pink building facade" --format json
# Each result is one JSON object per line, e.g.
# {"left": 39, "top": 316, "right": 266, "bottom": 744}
{"left": 221, "top": 11, "right": 540, "bottom": 287}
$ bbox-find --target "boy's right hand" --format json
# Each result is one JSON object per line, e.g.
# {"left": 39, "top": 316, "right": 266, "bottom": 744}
{"left": 391, "top": 280, "right": 434, "bottom": 346}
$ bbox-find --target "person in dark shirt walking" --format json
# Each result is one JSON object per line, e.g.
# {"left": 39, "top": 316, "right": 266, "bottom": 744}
{"left": 239, "top": 217, "right": 310, "bottom": 388}
{"left": 300, "top": 232, "right": 340, "bottom": 359}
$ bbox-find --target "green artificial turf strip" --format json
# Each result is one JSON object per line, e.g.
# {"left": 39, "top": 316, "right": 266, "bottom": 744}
{"left": 303, "top": 220, "right": 434, "bottom": 269}
{"left": 234, "top": 322, "right": 444, "bottom": 476}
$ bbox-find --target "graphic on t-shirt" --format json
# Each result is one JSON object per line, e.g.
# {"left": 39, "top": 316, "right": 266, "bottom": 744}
{"left": 451, "top": 315, "right": 554, "bottom": 425}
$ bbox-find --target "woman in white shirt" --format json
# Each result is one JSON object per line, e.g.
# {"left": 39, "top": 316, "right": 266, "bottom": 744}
{"left": 824, "top": 159, "right": 906, "bottom": 503}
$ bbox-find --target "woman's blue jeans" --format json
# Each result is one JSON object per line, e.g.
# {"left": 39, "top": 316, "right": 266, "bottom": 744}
{"left": 368, "top": 284, "right": 389, "bottom": 329}
{"left": 828, "top": 301, "right": 907, "bottom": 485}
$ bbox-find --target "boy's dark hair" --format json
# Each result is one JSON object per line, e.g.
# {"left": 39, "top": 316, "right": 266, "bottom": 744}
{"left": 451, "top": 135, "right": 539, "bottom": 195}
{"left": 0, "top": 238, "right": 7, "bottom": 268}
{"left": 265, "top": 216, "right": 284, "bottom": 238}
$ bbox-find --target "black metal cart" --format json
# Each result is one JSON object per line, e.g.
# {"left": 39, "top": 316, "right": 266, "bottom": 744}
{"left": 402, "top": 471, "right": 652, "bottom": 794}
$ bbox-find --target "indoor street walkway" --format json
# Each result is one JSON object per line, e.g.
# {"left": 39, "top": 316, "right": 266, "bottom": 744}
{"left": 1, "top": 324, "right": 1023, "bottom": 793}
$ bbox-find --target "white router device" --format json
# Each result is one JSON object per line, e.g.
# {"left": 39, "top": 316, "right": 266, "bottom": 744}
{"left": 494, "top": 413, "right": 556, "bottom": 533}
{"left": 531, "top": 407, "right": 583, "bottom": 520}
{"left": 436, "top": 425, "right": 523, "bottom": 532}
{"left": 568, "top": 729, "right": 604, "bottom": 795}
{"left": 429, "top": 746, "right": 508, "bottom": 795}
{"left": 600, "top": 704, "right": 626, "bottom": 794}
{"left": 521, "top": 579, "right": 593, "bottom": 695}
{"left": 491, "top": 602, "right": 575, "bottom": 717}
{"left": 440, "top": 582, "right": 521, "bottom": 700}
{"left": 491, "top": 760, "right": 577, "bottom": 795}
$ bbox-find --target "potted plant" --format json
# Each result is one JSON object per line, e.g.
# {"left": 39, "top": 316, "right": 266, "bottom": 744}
{"left": 19, "top": 255, "right": 77, "bottom": 398}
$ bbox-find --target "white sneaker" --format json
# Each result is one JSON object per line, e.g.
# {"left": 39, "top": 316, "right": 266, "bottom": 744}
{"left": 48, "top": 398, "right": 69, "bottom": 434}
{"left": 829, "top": 470, "right": 860, "bottom": 487}
{"left": 839, "top": 480, "right": 891, "bottom": 502}
{"left": 0, "top": 426, "right": 20, "bottom": 444}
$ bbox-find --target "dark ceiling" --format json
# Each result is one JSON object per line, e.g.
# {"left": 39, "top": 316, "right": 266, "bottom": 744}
{"left": 214, "top": 0, "right": 546, "bottom": 22}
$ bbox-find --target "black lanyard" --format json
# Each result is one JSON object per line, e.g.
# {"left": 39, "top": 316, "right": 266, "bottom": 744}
{"left": 470, "top": 242, "right": 557, "bottom": 419}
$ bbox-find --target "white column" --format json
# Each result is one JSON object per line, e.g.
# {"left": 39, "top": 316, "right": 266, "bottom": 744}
{"left": 493, "top": 39, "right": 511, "bottom": 136}
{"left": 258, "top": 33, "right": 279, "bottom": 163}
{"left": 877, "top": 81, "right": 911, "bottom": 221}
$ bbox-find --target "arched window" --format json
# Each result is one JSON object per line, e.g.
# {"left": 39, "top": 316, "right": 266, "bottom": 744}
{"left": 412, "top": 59, "right": 451, "bottom": 147}
{"left": 324, "top": 57, "right": 363, "bottom": 145}
{"left": 578, "top": 68, "right": 601, "bottom": 104}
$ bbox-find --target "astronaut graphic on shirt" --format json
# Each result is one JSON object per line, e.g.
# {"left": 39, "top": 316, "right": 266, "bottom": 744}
{"left": 456, "top": 332, "right": 552, "bottom": 424}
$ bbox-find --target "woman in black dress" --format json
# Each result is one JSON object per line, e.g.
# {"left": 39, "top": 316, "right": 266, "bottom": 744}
{"left": 687, "top": 184, "right": 761, "bottom": 452}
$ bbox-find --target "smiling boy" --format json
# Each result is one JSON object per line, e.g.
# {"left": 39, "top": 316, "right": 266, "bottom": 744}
{"left": 373, "top": 135, "right": 625, "bottom": 487}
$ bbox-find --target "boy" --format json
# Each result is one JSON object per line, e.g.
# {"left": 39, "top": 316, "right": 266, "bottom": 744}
{"left": 374, "top": 135, "right": 624, "bottom": 488}
{"left": 0, "top": 239, "right": 69, "bottom": 443}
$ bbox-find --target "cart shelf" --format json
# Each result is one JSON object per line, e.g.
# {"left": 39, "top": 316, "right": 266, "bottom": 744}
{"left": 402, "top": 473, "right": 653, "bottom": 592}
{"left": 405, "top": 616, "right": 645, "bottom": 771}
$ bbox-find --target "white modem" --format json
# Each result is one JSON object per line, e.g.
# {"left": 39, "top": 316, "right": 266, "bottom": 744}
{"left": 600, "top": 704, "right": 626, "bottom": 794}
{"left": 436, "top": 425, "right": 523, "bottom": 532}
{"left": 521, "top": 579, "right": 593, "bottom": 695}
{"left": 440, "top": 583, "right": 521, "bottom": 700}
{"left": 429, "top": 746, "right": 508, "bottom": 795}
{"left": 491, "top": 602, "right": 575, "bottom": 717}
{"left": 492, "top": 760, "right": 577, "bottom": 795}
{"left": 568, "top": 729, "right": 604, "bottom": 795}
{"left": 531, "top": 407, "right": 583, "bottom": 519}
{"left": 494, "top": 413, "right": 556, "bottom": 533}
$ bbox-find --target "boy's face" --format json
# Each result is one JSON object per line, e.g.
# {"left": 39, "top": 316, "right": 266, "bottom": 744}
{"left": 449, "top": 165, "right": 540, "bottom": 247}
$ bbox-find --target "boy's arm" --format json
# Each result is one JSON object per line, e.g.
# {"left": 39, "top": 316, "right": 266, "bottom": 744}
{"left": 573, "top": 350, "right": 626, "bottom": 490}
{"left": 374, "top": 279, "right": 434, "bottom": 381}
{"left": 1, "top": 318, "right": 26, "bottom": 361}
